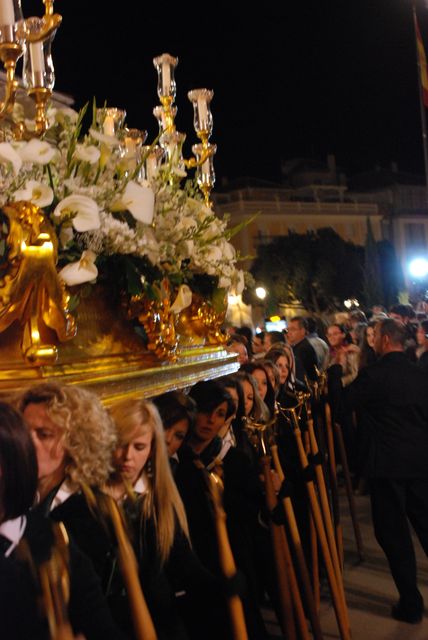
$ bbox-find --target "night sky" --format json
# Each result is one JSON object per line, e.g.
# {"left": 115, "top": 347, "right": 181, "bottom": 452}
{"left": 20, "top": 0, "right": 428, "bottom": 184}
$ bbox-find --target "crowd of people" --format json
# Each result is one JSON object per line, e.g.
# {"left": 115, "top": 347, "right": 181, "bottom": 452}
{"left": 2, "top": 302, "right": 428, "bottom": 638}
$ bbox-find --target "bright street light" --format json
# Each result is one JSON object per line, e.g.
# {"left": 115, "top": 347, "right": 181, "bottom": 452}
{"left": 255, "top": 286, "right": 267, "bottom": 300}
{"left": 409, "top": 257, "right": 428, "bottom": 279}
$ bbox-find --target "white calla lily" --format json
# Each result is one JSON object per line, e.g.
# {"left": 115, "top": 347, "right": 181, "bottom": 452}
{"left": 89, "top": 127, "right": 120, "bottom": 147}
{"left": 18, "top": 138, "right": 56, "bottom": 164}
{"left": 0, "top": 142, "right": 22, "bottom": 175}
{"left": 59, "top": 226, "right": 74, "bottom": 248}
{"left": 112, "top": 181, "right": 154, "bottom": 224}
{"left": 54, "top": 195, "right": 100, "bottom": 232}
{"left": 170, "top": 285, "right": 193, "bottom": 314}
{"left": 12, "top": 180, "right": 54, "bottom": 207}
{"left": 59, "top": 250, "right": 98, "bottom": 286}
{"left": 74, "top": 144, "right": 101, "bottom": 164}
{"left": 55, "top": 107, "right": 79, "bottom": 124}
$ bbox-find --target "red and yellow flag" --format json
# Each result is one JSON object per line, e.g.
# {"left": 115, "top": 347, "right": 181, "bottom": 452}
{"left": 416, "top": 18, "right": 428, "bottom": 108}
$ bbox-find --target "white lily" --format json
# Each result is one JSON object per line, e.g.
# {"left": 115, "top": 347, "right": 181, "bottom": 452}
{"left": 12, "top": 180, "right": 54, "bottom": 207}
{"left": 18, "top": 139, "right": 57, "bottom": 165}
{"left": 170, "top": 285, "right": 193, "bottom": 314}
{"left": 0, "top": 142, "right": 22, "bottom": 175}
{"left": 55, "top": 107, "right": 79, "bottom": 124}
{"left": 89, "top": 127, "right": 120, "bottom": 147}
{"left": 59, "top": 226, "right": 74, "bottom": 248}
{"left": 204, "top": 245, "right": 223, "bottom": 263}
{"left": 111, "top": 181, "right": 154, "bottom": 224}
{"left": 59, "top": 250, "right": 98, "bottom": 286}
{"left": 54, "top": 194, "right": 100, "bottom": 232}
{"left": 74, "top": 144, "right": 101, "bottom": 164}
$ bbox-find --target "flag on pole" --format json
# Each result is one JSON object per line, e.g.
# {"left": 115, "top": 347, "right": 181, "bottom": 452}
{"left": 416, "top": 18, "right": 428, "bottom": 108}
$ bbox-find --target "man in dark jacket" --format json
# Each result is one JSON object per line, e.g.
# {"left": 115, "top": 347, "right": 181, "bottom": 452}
{"left": 348, "top": 318, "right": 428, "bottom": 624}
{"left": 287, "top": 316, "right": 318, "bottom": 381}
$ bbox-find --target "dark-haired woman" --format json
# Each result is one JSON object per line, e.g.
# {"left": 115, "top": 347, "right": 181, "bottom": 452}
{"left": 240, "top": 361, "right": 276, "bottom": 419}
{"left": 0, "top": 401, "right": 125, "bottom": 640}
{"left": 152, "top": 390, "right": 196, "bottom": 474}
{"left": 176, "top": 380, "right": 268, "bottom": 640}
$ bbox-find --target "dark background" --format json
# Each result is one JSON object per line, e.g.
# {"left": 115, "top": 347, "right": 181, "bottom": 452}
{"left": 20, "top": 0, "right": 428, "bottom": 183}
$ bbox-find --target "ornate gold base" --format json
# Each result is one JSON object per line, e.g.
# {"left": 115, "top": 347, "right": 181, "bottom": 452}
{"left": 0, "top": 287, "right": 238, "bottom": 403}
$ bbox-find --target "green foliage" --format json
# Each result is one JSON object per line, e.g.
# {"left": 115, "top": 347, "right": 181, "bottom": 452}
{"left": 250, "top": 228, "right": 365, "bottom": 313}
{"left": 363, "top": 218, "right": 383, "bottom": 307}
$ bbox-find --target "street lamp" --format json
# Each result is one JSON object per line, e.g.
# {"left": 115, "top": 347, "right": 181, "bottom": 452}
{"left": 408, "top": 257, "right": 428, "bottom": 279}
{"left": 255, "top": 286, "right": 267, "bottom": 300}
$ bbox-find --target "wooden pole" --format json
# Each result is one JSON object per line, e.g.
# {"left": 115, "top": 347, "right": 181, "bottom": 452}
{"left": 208, "top": 471, "right": 249, "bottom": 640}
{"left": 291, "top": 414, "right": 352, "bottom": 640}
{"left": 105, "top": 496, "right": 158, "bottom": 640}
{"left": 271, "top": 444, "right": 324, "bottom": 640}
{"left": 303, "top": 429, "right": 320, "bottom": 612}
{"left": 333, "top": 421, "right": 365, "bottom": 563}
{"left": 260, "top": 455, "right": 297, "bottom": 640}
{"left": 306, "top": 416, "right": 350, "bottom": 632}
{"left": 324, "top": 402, "right": 343, "bottom": 567}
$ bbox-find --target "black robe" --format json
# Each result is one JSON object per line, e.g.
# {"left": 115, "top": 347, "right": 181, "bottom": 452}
{"left": 2, "top": 509, "right": 125, "bottom": 640}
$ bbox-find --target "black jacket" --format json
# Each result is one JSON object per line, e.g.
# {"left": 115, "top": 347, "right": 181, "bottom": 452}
{"left": 292, "top": 338, "right": 318, "bottom": 381}
{"left": 3, "top": 509, "right": 125, "bottom": 640}
{"left": 348, "top": 351, "right": 428, "bottom": 478}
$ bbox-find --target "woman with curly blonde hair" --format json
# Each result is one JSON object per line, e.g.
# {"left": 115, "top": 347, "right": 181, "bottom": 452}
{"left": 17, "top": 382, "right": 132, "bottom": 634}
{"left": 17, "top": 382, "right": 116, "bottom": 504}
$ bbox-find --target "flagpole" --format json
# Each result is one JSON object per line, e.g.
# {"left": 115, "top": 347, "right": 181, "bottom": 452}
{"left": 412, "top": 3, "right": 428, "bottom": 201}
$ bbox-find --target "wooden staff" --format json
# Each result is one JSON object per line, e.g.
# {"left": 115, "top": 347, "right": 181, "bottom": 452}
{"left": 271, "top": 443, "right": 324, "bottom": 640}
{"left": 38, "top": 522, "right": 75, "bottom": 640}
{"left": 303, "top": 429, "right": 320, "bottom": 612}
{"left": 196, "top": 461, "right": 249, "bottom": 640}
{"left": 305, "top": 410, "right": 350, "bottom": 632}
{"left": 103, "top": 495, "right": 158, "bottom": 640}
{"left": 333, "top": 421, "right": 365, "bottom": 562}
{"left": 287, "top": 407, "right": 352, "bottom": 640}
{"left": 324, "top": 402, "right": 343, "bottom": 567}
{"left": 260, "top": 454, "right": 311, "bottom": 640}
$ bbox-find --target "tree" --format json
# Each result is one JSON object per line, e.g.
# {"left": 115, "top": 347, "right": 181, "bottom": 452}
{"left": 377, "top": 240, "right": 404, "bottom": 309}
{"left": 250, "top": 228, "right": 364, "bottom": 313}
{"left": 362, "top": 217, "right": 383, "bottom": 308}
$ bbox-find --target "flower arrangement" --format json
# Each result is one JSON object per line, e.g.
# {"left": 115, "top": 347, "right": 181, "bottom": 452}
{"left": 0, "top": 103, "right": 245, "bottom": 326}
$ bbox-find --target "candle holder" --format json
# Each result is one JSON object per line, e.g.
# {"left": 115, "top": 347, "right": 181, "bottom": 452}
{"left": 0, "top": 0, "right": 61, "bottom": 137}
{"left": 120, "top": 127, "right": 147, "bottom": 177}
{"left": 192, "top": 142, "right": 217, "bottom": 207}
{"left": 187, "top": 88, "right": 216, "bottom": 205}
{"left": 152, "top": 56, "right": 217, "bottom": 203}
{"left": 22, "top": 16, "right": 56, "bottom": 135}
{"left": 0, "top": 0, "right": 25, "bottom": 122}
{"left": 187, "top": 88, "right": 213, "bottom": 143}
{"left": 96, "top": 107, "right": 127, "bottom": 137}
{"left": 141, "top": 144, "right": 164, "bottom": 181}
{"left": 153, "top": 104, "right": 177, "bottom": 135}
{"left": 153, "top": 53, "right": 178, "bottom": 134}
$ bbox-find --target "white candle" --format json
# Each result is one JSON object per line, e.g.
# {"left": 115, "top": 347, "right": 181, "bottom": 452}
{"left": 197, "top": 98, "right": 208, "bottom": 129}
{"left": 29, "top": 42, "right": 45, "bottom": 74}
{"left": 103, "top": 115, "right": 115, "bottom": 137}
{"left": 162, "top": 62, "right": 171, "bottom": 94}
{"left": 146, "top": 155, "right": 158, "bottom": 180}
{"left": 0, "top": 0, "right": 14, "bottom": 26}
{"left": 125, "top": 137, "right": 136, "bottom": 157}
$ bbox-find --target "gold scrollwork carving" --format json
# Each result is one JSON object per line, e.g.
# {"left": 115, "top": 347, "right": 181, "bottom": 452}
{"left": 0, "top": 201, "right": 76, "bottom": 364}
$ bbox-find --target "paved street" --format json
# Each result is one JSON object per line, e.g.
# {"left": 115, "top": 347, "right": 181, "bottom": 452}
{"left": 264, "top": 491, "right": 428, "bottom": 639}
